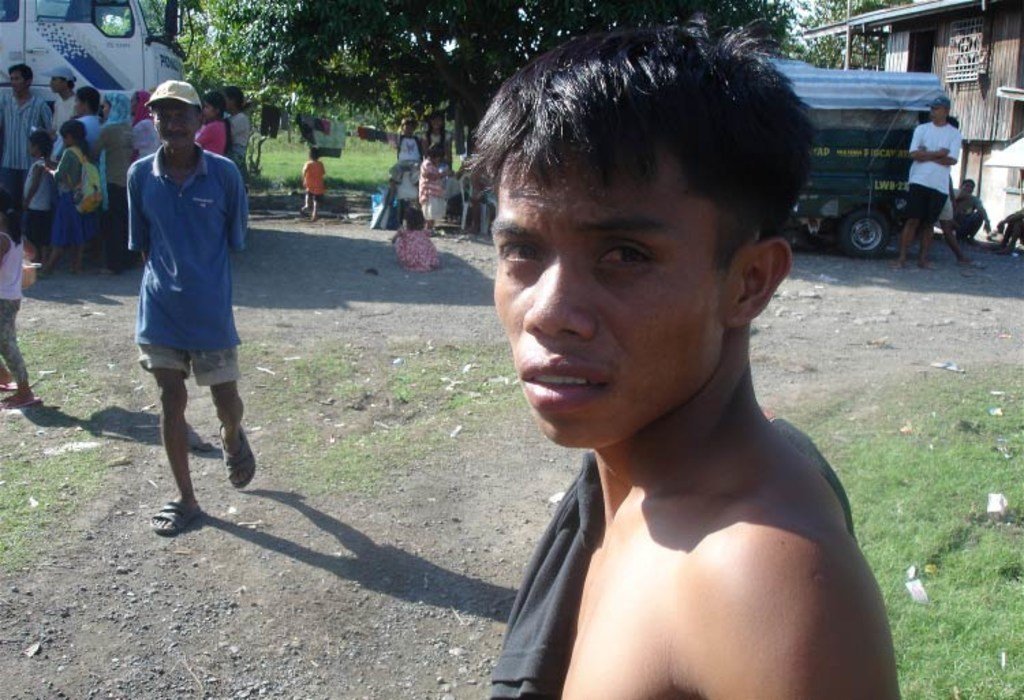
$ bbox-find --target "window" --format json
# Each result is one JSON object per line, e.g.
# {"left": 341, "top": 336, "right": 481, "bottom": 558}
{"left": 946, "top": 18, "right": 986, "bottom": 83}
{"left": 138, "top": 0, "right": 171, "bottom": 36}
{"left": 94, "top": 0, "right": 134, "bottom": 37}
{"left": 35, "top": 0, "right": 134, "bottom": 37}
{"left": 0, "top": 0, "right": 19, "bottom": 21}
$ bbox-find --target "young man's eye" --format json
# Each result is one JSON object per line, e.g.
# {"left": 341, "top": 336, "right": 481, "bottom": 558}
{"left": 498, "top": 243, "right": 539, "bottom": 261}
{"left": 601, "top": 246, "right": 650, "bottom": 264}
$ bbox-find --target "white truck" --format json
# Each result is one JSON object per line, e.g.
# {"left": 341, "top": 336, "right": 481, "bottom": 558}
{"left": 0, "top": 0, "right": 183, "bottom": 97}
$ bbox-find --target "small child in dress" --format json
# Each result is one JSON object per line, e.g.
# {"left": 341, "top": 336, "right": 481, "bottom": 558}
{"left": 42, "top": 120, "right": 96, "bottom": 275}
{"left": 23, "top": 131, "right": 55, "bottom": 265}
{"left": 301, "top": 147, "right": 326, "bottom": 221}
{"left": 392, "top": 205, "right": 440, "bottom": 272}
{"left": 0, "top": 187, "right": 41, "bottom": 409}
{"left": 418, "top": 143, "right": 447, "bottom": 233}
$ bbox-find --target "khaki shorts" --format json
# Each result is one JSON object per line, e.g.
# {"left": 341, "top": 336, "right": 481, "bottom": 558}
{"left": 138, "top": 344, "right": 240, "bottom": 387}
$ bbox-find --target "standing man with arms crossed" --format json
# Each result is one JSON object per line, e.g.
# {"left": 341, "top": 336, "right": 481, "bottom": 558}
{"left": 128, "top": 81, "right": 256, "bottom": 537}
{"left": 893, "top": 94, "right": 961, "bottom": 269}
{"left": 476, "top": 23, "right": 899, "bottom": 699}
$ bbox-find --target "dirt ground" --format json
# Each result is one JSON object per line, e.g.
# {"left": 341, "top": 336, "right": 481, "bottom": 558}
{"left": 1, "top": 209, "right": 1022, "bottom": 699}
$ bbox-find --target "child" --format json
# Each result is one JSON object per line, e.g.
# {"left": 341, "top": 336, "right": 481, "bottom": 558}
{"left": 23, "top": 131, "right": 55, "bottom": 265}
{"left": 418, "top": 143, "right": 447, "bottom": 233}
{"left": 301, "top": 148, "right": 326, "bottom": 221}
{"left": 392, "top": 204, "right": 439, "bottom": 272}
{"left": 42, "top": 120, "right": 96, "bottom": 275}
{"left": 0, "top": 187, "right": 41, "bottom": 409}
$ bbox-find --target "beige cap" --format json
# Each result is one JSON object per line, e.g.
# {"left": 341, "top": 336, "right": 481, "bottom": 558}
{"left": 147, "top": 80, "right": 201, "bottom": 108}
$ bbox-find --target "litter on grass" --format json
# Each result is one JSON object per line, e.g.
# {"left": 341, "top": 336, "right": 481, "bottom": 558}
{"left": 43, "top": 441, "right": 101, "bottom": 456}
{"left": 930, "top": 361, "right": 965, "bottom": 373}
{"left": 905, "top": 578, "right": 929, "bottom": 604}
{"left": 988, "top": 407, "right": 1003, "bottom": 416}
{"left": 987, "top": 493, "right": 1008, "bottom": 516}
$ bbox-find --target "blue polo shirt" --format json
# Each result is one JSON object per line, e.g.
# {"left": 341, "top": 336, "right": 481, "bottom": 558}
{"left": 128, "top": 146, "right": 247, "bottom": 350}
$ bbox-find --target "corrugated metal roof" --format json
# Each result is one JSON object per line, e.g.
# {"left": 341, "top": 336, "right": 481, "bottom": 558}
{"left": 803, "top": 0, "right": 992, "bottom": 40}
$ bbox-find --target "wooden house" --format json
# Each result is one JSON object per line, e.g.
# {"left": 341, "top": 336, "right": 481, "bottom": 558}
{"left": 806, "top": 0, "right": 1024, "bottom": 218}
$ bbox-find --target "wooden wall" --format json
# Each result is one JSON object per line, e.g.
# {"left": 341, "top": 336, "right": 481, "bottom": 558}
{"left": 882, "top": 4, "right": 1023, "bottom": 142}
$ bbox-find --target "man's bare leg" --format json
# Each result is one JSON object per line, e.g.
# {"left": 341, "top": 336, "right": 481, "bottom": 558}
{"left": 154, "top": 369, "right": 194, "bottom": 504}
{"left": 893, "top": 217, "right": 919, "bottom": 268}
{"left": 151, "top": 368, "right": 200, "bottom": 534}
{"left": 918, "top": 222, "right": 936, "bottom": 268}
{"left": 211, "top": 381, "right": 244, "bottom": 454}
{"left": 939, "top": 220, "right": 971, "bottom": 264}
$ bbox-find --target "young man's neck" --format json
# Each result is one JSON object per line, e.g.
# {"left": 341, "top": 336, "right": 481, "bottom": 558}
{"left": 58, "top": 88, "right": 73, "bottom": 100}
{"left": 593, "top": 327, "right": 768, "bottom": 519}
{"left": 932, "top": 116, "right": 948, "bottom": 127}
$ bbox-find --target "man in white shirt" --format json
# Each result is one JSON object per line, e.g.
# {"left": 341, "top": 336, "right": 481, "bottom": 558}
{"left": 47, "top": 66, "right": 77, "bottom": 158}
{"left": 893, "top": 95, "right": 962, "bottom": 269}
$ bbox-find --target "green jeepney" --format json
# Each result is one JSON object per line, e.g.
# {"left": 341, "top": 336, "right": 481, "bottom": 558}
{"left": 776, "top": 61, "right": 945, "bottom": 258}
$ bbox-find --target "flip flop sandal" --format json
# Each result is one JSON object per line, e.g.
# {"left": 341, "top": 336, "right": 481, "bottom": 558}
{"left": 1, "top": 395, "right": 42, "bottom": 410}
{"left": 0, "top": 382, "right": 17, "bottom": 392}
{"left": 151, "top": 501, "right": 202, "bottom": 537}
{"left": 222, "top": 427, "right": 257, "bottom": 489}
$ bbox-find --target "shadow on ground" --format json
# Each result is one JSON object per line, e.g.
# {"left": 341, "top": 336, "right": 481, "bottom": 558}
{"left": 24, "top": 223, "right": 495, "bottom": 311}
{"left": 205, "top": 488, "right": 516, "bottom": 622}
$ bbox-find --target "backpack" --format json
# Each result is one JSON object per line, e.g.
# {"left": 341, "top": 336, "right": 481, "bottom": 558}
{"left": 70, "top": 148, "right": 102, "bottom": 214}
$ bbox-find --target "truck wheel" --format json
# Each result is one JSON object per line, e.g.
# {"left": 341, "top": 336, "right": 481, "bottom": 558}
{"left": 838, "top": 208, "right": 891, "bottom": 258}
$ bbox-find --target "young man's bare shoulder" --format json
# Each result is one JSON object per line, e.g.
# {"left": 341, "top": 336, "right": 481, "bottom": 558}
{"left": 662, "top": 506, "right": 898, "bottom": 698}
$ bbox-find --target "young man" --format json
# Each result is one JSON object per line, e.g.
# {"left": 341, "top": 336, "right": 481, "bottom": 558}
{"left": 127, "top": 80, "right": 255, "bottom": 537}
{"left": 47, "top": 66, "right": 76, "bottom": 158}
{"left": 0, "top": 64, "right": 52, "bottom": 213}
{"left": 952, "top": 179, "right": 991, "bottom": 243}
{"left": 475, "top": 25, "right": 899, "bottom": 699}
{"left": 893, "top": 95, "right": 961, "bottom": 269}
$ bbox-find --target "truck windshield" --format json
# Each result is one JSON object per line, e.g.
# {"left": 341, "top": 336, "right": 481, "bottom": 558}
{"left": 138, "top": 0, "right": 170, "bottom": 36}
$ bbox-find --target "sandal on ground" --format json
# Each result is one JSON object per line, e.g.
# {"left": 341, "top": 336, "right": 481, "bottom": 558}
{"left": 0, "top": 382, "right": 17, "bottom": 392}
{"left": 1, "top": 394, "right": 42, "bottom": 410}
{"left": 151, "top": 501, "right": 202, "bottom": 537}
{"left": 222, "top": 426, "right": 256, "bottom": 489}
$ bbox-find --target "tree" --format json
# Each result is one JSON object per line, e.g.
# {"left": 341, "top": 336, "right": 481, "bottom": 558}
{"left": 199, "top": 1, "right": 795, "bottom": 134}
{"left": 795, "top": 0, "right": 902, "bottom": 69}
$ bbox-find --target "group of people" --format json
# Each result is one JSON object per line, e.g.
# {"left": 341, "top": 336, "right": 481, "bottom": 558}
{"left": 0, "top": 64, "right": 163, "bottom": 276}
{"left": 894, "top": 95, "right": 1021, "bottom": 268}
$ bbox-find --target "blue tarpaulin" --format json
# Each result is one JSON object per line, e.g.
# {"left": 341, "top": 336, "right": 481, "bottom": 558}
{"left": 774, "top": 60, "right": 945, "bottom": 112}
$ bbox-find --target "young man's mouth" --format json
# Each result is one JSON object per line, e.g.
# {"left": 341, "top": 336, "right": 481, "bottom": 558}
{"left": 521, "top": 366, "right": 610, "bottom": 413}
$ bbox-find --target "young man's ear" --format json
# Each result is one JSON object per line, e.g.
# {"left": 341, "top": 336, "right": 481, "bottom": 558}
{"left": 722, "top": 236, "right": 792, "bottom": 328}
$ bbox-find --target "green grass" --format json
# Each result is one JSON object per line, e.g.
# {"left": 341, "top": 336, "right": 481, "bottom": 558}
{"left": 789, "top": 366, "right": 1024, "bottom": 698}
{"left": 241, "top": 341, "right": 518, "bottom": 496}
{"left": 252, "top": 134, "right": 395, "bottom": 193}
{"left": 0, "top": 331, "right": 121, "bottom": 571}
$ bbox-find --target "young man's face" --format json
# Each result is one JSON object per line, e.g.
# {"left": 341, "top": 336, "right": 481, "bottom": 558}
{"left": 9, "top": 71, "right": 29, "bottom": 97}
{"left": 50, "top": 77, "right": 68, "bottom": 94}
{"left": 493, "top": 157, "right": 733, "bottom": 449}
{"left": 930, "top": 105, "right": 949, "bottom": 124}
{"left": 152, "top": 102, "right": 201, "bottom": 151}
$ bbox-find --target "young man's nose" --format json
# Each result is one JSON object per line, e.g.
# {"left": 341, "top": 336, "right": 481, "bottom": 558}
{"left": 521, "top": 261, "right": 597, "bottom": 341}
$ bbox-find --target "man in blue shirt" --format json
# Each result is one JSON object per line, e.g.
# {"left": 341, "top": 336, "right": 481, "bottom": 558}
{"left": 128, "top": 80, "right": 255, "bottom": 537}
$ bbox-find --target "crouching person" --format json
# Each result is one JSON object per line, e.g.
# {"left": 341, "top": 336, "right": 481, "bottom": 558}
{"left": 128, "top": 81, "right": 256, "bottom": 537}
{"left": 476, "top": 21, "right": 900, "bottom": 699}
